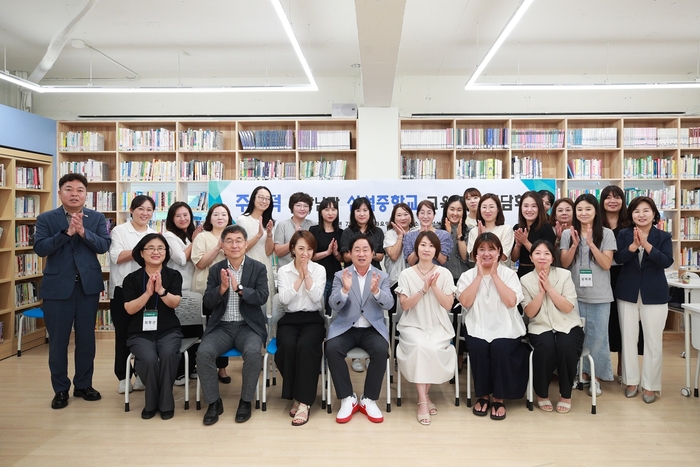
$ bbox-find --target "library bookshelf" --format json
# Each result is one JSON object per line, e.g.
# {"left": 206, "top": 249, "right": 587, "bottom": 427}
{"left": 0, "top": 147, "right": 52, "bottom": 359}
{"left": 57, "top": 118, "right": 358, "bottom": 334}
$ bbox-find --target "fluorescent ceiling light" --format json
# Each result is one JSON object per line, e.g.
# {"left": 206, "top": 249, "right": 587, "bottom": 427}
{"left": 465, "top": 0, "right": 535, "bottom": 88}
{"left": 0, "top": 0, "right": 317, "bottom": 94}
{"left": 467, "top": 82, "right": 700, "bottom": 90}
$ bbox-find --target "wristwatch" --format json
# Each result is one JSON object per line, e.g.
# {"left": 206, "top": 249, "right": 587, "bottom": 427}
{"left": 158, "top": 289, "right": 168, "bottom": 297}
{"left": 236, "top": 284, "right": 244, "bottom": 293}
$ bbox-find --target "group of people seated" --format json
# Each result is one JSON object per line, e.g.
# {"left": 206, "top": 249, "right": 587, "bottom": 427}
{"left": 103, "top": 184, "right": 673, "bottom": 426}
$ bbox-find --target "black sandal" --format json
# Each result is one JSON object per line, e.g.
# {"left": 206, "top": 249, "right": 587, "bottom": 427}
{"left": 472, "top": 398, "right": 490, "bottom": 417}
{"left": 490, "top": 401, "right": 506, "bottom": 420}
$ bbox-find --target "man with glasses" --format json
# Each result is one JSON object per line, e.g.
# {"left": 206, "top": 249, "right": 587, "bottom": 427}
{"left": 34, "top": 173, "right": 112, "bottom": 409}
{"left": 198, "top": 225, "right": 269, "bottom": 425}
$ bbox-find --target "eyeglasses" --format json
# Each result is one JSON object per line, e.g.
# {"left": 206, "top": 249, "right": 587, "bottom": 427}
{"left": 256, "top": 196, "right": 271, "bottom": 202}
{"left": 144, "top": 246, "right": 167, "bottom": 253}
{"left": 294, "top": 203, "right": 309, "bottom": 209}
{"left": 223, "top": 239, "right": 245, "bottom": 246}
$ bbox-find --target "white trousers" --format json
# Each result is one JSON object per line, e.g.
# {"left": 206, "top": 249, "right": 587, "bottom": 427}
{"left": 617, "top": 294, "right": 667, "bottom": 391}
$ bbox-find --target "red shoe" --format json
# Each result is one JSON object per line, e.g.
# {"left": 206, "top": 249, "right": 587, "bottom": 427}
{"left": 336, "top": 394, "right": 359, "bottom": 423}
{"left": 359, "top": 396, "right": 384, "bottom": 423}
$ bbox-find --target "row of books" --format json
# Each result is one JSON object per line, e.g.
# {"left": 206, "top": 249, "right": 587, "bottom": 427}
{"left": 59, "top": 160, "right": 110, "bottom": 181}
{"left": 16, "top": 195, "right": 40, "bottom": 218}
{"left": 623, "top": 127, "right": 678, "bottom": 148}
{"left": 0, "top": 163, "right": 5, "bottom": 187}
{"left": 681, "top": 127, "right": 700, "bottom": 147}
{"left": 15, "top": 224, "right": 35, "bottom": 247}
{"left": 567, "top": 128, "right": 618, "bottom": 148}
{"left": 656, "top": 218, "right": 673, "bottom": 234}
{"left": 118, "top": 128, "right": 175, "bottom": 151}
{"left": 148, "top": 219, "right": 167, "bottom": 233}
{"left": 239, "top": 159, "right": 297, "bottom": 180}
{"left": 400, "top": 157, "right": 437, "bottom": 179}
{"left": 85, "top": 191, "right": 117, "bottom": 212}
{"left": 15, "top": 281, "right": 39, "bottom": 307}
{"left": 97, "top": 253, "right": 109, "bottom": 270}
{"left": 297, "top": 130, "right": 351, "bottom": 150}
{"left": 15, "top": 311, "right": 38, "bottom": 338}
{"left": 120, "top": 191, "right": 176, "bottom": 212}
{"left": 239, "top": 130, "right": 294, "bottom": 150}
{"left": 59, "top": 131, "right": 105, "bottom": 151}
{"left": 455, "top": 128, "right": 509, "bottom": 149}
{"left": 511, "top": 156, "right": 543, "bottom": 179}
{"left": 680, "top": 217, "right": 700, "bottom": 240}
{"left": 299, "top": 159, "right": 347, "bottom": 180}
{"left": 681, "top": 247, "right": 700, "bottom": 267}
{"left": 16, "top": 166, "right": 44, "bottom": 189}
{"left": 624, "top": 187, "right": 676, "bottom": 210}
{"left": 189, "top": 192, "right": 209, "bottom": 212}
{"left": 623, "top": 156, "right": 676, "bottom": 179}
{"left": 180, "top": 160, "right": 225, "bottom": 181}
{"left": 15, "top": 253, "right": 40, "bottom": 277}
{"left": 511, "top": 130, "right": 565, "bottom": 149}
{"left": 567, "top": 188, "right": 603, "bottom": 200}
{"left": 567, "top": 159, "right": 603, "bottom": 179}
{"left": 456, "top": 158, "right": 503, "bottom": 179}
{"left": 96, "top": 308, "right": 114, "bottom": 331}
{"left": 178, "top": 129, "right": 225, "bottom": 151}
{"left": 679, "top": 154, "right": 700, "bottom": 178}
{"left": 119, "top": 160, "right": 178, "bottom": 181}
{"left": 401, "top": 129, "right": 453, "bottom": 149}
{"left": 680, "top": 189, "right": 700, "bottom": 209}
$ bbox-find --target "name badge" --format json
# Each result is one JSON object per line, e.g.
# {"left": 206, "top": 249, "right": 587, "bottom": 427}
{"left": 143, "top": 309, "right": 158, "bottom": 331}
{"left": 579, "top": 269, "right": 593, "bottom": 287}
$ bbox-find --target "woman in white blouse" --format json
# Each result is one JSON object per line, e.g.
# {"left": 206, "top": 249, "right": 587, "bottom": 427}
{"left": 521, "top": 239, "right": 583, "bottom": 414}
{"left": 466, "top": 193, "right": 514, "bottom": 266}
{"left": 275, "top": 230, "right": 326, "bottom": 426}
{"left": 457, "top": 232, "right": 528, "bottom": 421}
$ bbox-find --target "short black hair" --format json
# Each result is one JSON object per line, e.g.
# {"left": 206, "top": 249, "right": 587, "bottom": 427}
{"left": 349, "top": 232, "right": 374, "bottom": 252}
{"left": 288, "top": 192, "right": 314, "bottom": 212}
{"left": 132, "top": 233, "right": 171, "bottom": 268}
{"left": 221, "top": 224, "right": 248, "bottom": 241}
{"left": 59, "top": 173, "right": 88, "bottom": 189}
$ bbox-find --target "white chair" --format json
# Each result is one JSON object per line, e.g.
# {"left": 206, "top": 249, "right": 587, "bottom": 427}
{"left": 125, "top": 290, "right": 205, "bottom": 412}
{"left": 325, "top": 308, "right": 391, "bottom": 414}
{"left": 393, "top": 307, "right": 460, "bottom": 408}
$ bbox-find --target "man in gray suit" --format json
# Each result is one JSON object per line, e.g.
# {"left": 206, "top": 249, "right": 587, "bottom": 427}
{"left": 198, "top": 225, "right": 269, "bottom": 425}
{"left": 326, "top": 233, "right": 394, "bottom": 423}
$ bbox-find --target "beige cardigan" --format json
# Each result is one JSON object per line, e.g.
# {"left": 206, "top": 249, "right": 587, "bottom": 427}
{"left": 520, "top": 267, "right": 582, "bottom": 335}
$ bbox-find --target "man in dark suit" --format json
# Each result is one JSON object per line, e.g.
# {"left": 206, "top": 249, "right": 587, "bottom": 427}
{"left": 326, "top": 234, "right": 394, "bottom": 423}
{"left": 198, "top": 224, "right": 269, "bottom": 425}
{"left": 33, "top": 173, "right": 111, "bottom": 409}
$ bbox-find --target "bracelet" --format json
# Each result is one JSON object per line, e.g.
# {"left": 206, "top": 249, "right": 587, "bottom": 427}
{"left": 420, "top": 289, "right": 427, "bottom": 295}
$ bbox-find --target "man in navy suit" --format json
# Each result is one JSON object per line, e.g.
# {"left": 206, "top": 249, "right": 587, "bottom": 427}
{"left": 326, "top": 233, "right": 394, "bottom": 423}
{"left": 34, "top": 173, "right": 111, "bottom": 409}
{"left": 198, "top": 225, "right": 269, "bottom": 425}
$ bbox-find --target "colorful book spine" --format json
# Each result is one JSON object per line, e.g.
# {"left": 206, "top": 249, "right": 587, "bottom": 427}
{"left": 400, "top": 129, "right": 453, "bottom": 149}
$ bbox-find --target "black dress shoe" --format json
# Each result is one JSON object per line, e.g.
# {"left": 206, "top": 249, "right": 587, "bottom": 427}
{"left": 235, "top": 399, "right": 252, "bottom": 423}
{"left": 160, "top": 410, "right": 174, "bottom": 420}
{"left": 141, "top": 408, "right": 157, "bottom": 420}
{"left": 73, "top": 387, "right": 101, "bottom": 401}
{"left": 218, "top": 375, "right": 232, "bottom": 384}
{"left": 203, "top": 398, "right": 224, "bottom": 426}
{"left": 51, "top": 391, "right": 69, "bottom": 409}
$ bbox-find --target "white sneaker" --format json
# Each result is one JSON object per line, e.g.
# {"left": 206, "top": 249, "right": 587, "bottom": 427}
{"left": 359, "top": 395, "right": 383, "bottom": 423}
{"left": 589, "top": 380, "right": 602, "bottom": 397}
{"left": 133, "top": 375, "right": 146, "bottom": 391}
{"left": 336, "top": 393, "right": 359, "bottom": 423}
{"left": 174, "top": 375, "right": 186, "bottom": 386}
{"left": 351, "top": 358, "right": 365, "bottom": 373}
{"left": 118, "top": 379, "right": 133, "bottom": 394}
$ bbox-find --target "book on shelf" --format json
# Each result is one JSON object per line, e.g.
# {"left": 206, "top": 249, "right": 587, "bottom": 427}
{"left": 456, "top": 158, "right": 502, "bottom": 179}
{"left": 681, "top": 127, "right": 700, "bottom": 147}
{"left": 239, "top": 130, "right": 294, "bottom": 150}
{"left": 511, "top": 156, "right": 542, "bottom": 179}
{"left": 400, "top": 129, "right": 453, "bottom": 149}
{"left": 567, "top": 128, "right": 618, "bottom": 148}
{"left": 0, "top": 163, "right": 5, "bottom": 187}
{"left": 656, "top": 218, "right": 673, "bottom": 234}
{"left": 567, "top": 159, "right": 602, "bottom": 179}
{"left": 510, "top": 129, "right": 564, "bottom": 149}
{"left": 178, "top": 129, "right": 224, "bottom": 151}
{"left": 59, "top": 131, "right": 105, "bottom": 151}
{"left": 456, "top": 128, "right": 508, "bottom": 149}
{"left": 400, "top": 156, "right": 437, "bottom": 179}
{"left": 680, "top": 188, "right": 700, "bottom": 209}
{"left": 624, "top": 187, "right": 676, "bottom": 210}
{"left": 15, "top": 166, "right": 44, "bottom": 189}
{"left": 239, "top": 158, "right": 296, "bottom": 180}
{"left": 119, "top": 160, "right": 178, "bottom": 181}
{"left": 15, "top": 195, "right": 40, "bottom": 218}
{"left": 15, "top": 224, "right": 36, "bottom": 247}
{"left": 97, "top": 252, "right": 110, "bottom": 271}
{"left": 15, "top": 253, "right": 40, "bottom": 277}
{"left": 98, "top": 279, "right": 109, "bottom": 303}
{"left": 120, "top": 191, "right": 176, "bottom": 212}
{"left": 15, "top": 312, "right": 38, "bottom": 337}
{"left": 118, "top": 128, "right": 175, "bottom": 151}
{"left": 299, "top": 159, "right": 347, "bottom": 180}
{"left": 15, "top": 281, "right": 39, "bottom": 307}
{"left": 297, "top": 130, "right": 351, "bottom": 150}
{"left": 85, "top": 191, "right": 116, "bottom": 212}
{"left": 148, "top": 219, "right": 167, "bottom": 233}
{"left": 681, "top": 246, "right": 700, "bottom": 268}
{"left": 180, "top": 160, "right": 224, "bottom": 181}
{"left": 623, "top": 127, "right": 678, "bottom": 148}
{"left": 680, "top": 153, "right": 700, "bottom": 178}
{"left": 624, "top": 156, "right": 676, "bottom": 179}
{"left": 568, "top": 188, "right": 603, "bottom": 200}
{"left": 188, "top": 192, "right": 209, "bottom": 212}
{"left": 95, "top": 308, "right": 114, "bottom": 331}
{"left": 680, "top": 216, "right": 700, "bottom": 240}
{"left": 59, "top": 160, "right": 110, "bottom": 181}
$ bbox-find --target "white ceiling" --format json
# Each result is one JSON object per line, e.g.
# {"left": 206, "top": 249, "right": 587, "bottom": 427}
{"left": 1, "top": 0, "right": 699, "bottom": 106}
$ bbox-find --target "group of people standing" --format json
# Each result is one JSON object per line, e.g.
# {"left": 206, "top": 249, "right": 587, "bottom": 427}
{"left": 34, "top": 173, "right": 673, "bottom": 427}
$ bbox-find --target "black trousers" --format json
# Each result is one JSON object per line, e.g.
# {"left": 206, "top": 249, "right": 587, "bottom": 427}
{"left": 467, "top": 335, "right": 528, "bottom": 400}
{"left": 111, "top": 286, "right": 132, "bottom": 380}
{"left": 325, "top": 327, "right": 388, "bottom": 400}
{"left": 528, "top": 327, "right": 585, "bottom": 399}
{"left": 274, "top": 311, "right": 325, "bottom": 405}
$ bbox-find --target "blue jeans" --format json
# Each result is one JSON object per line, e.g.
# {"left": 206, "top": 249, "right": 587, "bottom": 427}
{"left": 578, "top": 301, "right": 614, "bottom": 381}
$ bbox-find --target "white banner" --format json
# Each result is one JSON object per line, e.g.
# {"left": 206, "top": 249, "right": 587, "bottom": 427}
{"left": 210, "top": 179, "right": 556, "bottom": 228}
